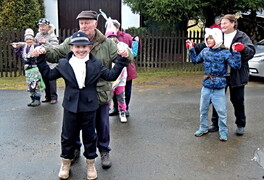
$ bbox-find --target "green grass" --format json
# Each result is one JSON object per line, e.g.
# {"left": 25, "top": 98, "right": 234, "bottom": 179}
{"left": 0, "top": 76, "right": 65, "bottom": 90}
{"left": 0, "top": 71, "right": 203, "bottom": 90}
{"left": 134, "top": 70, "right": 202, "bottom": 83}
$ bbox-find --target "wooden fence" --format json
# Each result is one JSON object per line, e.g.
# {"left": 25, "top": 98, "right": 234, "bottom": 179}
{"left": 0, "top": 29, "right": 204, "bottom": 77}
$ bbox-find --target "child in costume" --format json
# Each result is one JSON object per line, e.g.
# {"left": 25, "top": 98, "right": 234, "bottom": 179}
{"left": 12, "top": 28, "right": 45, "bottom": 107}
{"left": 105, "top": 18, "right": 129, "bottom": 123}
{"left": 37, "top": 31, "right": 128, "bottom": 180}
{"left": 186, "top": 28, "right": 242, "bottom": 141}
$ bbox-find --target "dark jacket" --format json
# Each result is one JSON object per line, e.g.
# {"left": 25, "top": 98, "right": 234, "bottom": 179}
{"left": 37, "top": 53, "right": 126, "bottom": 113}
{"left": 194, "top": 30, "right": 255, "bottom": 87}
{"left": 44, "top": 29, "right": 133, "bottom": 105}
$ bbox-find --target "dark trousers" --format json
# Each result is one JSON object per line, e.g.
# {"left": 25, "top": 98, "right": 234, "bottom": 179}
{"left": 211, "top": 77, "right": 246, "bottom": 128}
{"left": 43, "top": 78, "right": 57, "bottom": 100}
{"left": 113, "top": 80, "right": 133, "bottom": 111}
{"left": 75, "top": 104, "right": 111, "bottom": 153}
{"left": 61, "top": 109, "right": 97, "bottom": 160}
{"left": 96, "top": 104, "right": 111, "bottom": 152}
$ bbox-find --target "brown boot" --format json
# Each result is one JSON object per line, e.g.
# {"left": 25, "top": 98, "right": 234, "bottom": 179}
{"left": 58, "top": 158, "right": 72, "bottom": 179}
{"left": 86, "top": 159, "right": 97, "bottom": 180}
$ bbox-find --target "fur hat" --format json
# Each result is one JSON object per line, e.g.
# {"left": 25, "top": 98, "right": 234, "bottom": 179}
{"left": 69, "top": 32, "right": 91, "bottom": 45}
{"left": 76, "top": 10, "right": 98, "bottom": 20}
{"left": 24, "top": 28, "right": 34, "bottom": 40}
{"left": 204, "top": 28, "right": 223, "bottom": 49}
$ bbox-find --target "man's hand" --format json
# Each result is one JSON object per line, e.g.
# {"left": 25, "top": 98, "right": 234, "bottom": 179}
{"left": 33, "top": 46, "right": 47, "bottom": 57}
{"left": 38, "top": 37, "right": 46, "bottom": 44}
{"left": 117, "top": 48, "right": 129, "bottom": 58}
{"left": 116, "top": 42, "right": 130, "bottom": 58}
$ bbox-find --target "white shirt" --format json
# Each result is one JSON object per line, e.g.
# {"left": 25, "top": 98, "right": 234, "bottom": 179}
{"left": 224, "top": 30, "right": 237, "bottom": 74}
{"left": 224, "top": 30, "right": 237, "bottom": 49}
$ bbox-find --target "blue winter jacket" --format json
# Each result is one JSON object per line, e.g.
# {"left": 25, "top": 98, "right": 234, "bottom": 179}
{"left": 189, "top": 47, "right": 241, "bottom": 89}
{"left": 194, "top": 30, "right": 255, "bottom": 87}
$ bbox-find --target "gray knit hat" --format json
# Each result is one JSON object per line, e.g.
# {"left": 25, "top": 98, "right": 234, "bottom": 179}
{"left": 24, "top": 28, "right": 34, "bottom": 40}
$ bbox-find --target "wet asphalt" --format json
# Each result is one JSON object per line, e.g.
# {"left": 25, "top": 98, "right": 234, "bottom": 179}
{"left": 1, "top": 81, "right": 264, "bottom": 180}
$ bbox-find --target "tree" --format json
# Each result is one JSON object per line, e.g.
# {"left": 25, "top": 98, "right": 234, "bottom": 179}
{"left": 124, "top": 0, "right": 204, "bottom": 31}
{"left": 0, "top": 0, "right": 45, "bottom": 30}
{"left": 123, "top": 0, "right": 264, "bottom": 40}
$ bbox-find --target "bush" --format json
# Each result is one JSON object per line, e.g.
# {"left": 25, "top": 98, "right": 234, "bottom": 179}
{"left": 126, "top": 27, "right": 148, "bottom": 37}
{"left": 0, "top": 0, "right": 45, "bottom": 30}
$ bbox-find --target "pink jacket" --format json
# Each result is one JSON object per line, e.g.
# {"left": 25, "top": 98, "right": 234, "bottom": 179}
{"left": 117, "top": 31, "right": 138, "bottom": 81}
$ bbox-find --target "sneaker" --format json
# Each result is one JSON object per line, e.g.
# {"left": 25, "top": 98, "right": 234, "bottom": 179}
{"left": 208, "top": 125, "right": 219, "bottom": 132}
{"left": 109, "top": 108, "right": 118, "bottom": 116}
{"left": 27, "top": 101, "right": 34, "bottom": 106}
{"left": 28, "top": 100, "right": 41, "bottom": 107}
{"left": 219, "top": 133, "right": 228, "bottom": 141}
{"left": 119, "top": 111, "right": 127, "bottom": 123}
{"left": 194, "top": 129, "right": 208, "bottom": 137}
{"left": 100, "top": 151, "right": 112, "bottom": 169}
{"left": 236, "top": 127, "right": 245, "bottom": 136}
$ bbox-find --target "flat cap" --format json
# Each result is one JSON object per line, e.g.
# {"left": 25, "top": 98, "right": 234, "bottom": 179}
{"left": 76, "top": 10, "right": 98, "bottom": 20}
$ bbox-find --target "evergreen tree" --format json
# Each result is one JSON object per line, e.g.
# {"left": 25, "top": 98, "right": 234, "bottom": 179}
{"left": 124, "top": 0, "right": 264, "bottom": 40}
{"left": 0, "top": 0, "right": 45, "bottom": 30}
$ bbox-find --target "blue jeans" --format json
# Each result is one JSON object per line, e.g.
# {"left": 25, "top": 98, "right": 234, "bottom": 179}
{"left": 199, "top": 87, "right": 227, "bottom": 135}
{"left": 211, "top": 76, "right": 246, "bottom": 128}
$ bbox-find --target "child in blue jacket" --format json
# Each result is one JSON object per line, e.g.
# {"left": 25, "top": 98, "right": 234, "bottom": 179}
{"left": 186, "top": 28, "right": 242, "bottom": 141}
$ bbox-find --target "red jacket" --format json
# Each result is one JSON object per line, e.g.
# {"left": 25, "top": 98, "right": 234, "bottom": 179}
{"left": 210, "top": 24, "right": 221, "bottom": 29}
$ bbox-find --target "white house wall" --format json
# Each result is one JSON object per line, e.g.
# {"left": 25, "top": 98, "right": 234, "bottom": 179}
{"left": 44, "top": 0, "right": 59, "bottom": 35}
{"left": 121, "top": 0, "right": 140, "bottom": 29}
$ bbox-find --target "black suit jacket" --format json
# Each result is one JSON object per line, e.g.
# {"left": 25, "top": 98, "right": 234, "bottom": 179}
{"left": 37, "top": 53, "right": 126, "bottom": 113}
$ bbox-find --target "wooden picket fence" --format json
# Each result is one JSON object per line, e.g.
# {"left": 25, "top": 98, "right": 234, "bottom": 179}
{"left": 0, "top": 29, "right": 204, "bottom": 77}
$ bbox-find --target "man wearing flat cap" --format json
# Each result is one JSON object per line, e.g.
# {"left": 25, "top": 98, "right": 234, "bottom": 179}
{"left": 34, "top": 10, "right": 134, "bottom": 169}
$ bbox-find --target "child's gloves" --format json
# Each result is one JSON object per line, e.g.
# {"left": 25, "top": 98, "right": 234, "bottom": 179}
{"left": 186, "top": 40, "right": 194, "bottom": 49}
{"left": 232, "top": 42, "right": 245, "bottom": 52}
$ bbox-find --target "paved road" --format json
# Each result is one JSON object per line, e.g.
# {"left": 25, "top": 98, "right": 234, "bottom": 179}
{"left": 1, "top": 82, "right": 264, "bottom": 180}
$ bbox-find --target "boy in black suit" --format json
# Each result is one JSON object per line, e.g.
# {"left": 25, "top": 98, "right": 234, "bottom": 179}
{"left": 37, "top": 31, "right": 128, "bottom": 180}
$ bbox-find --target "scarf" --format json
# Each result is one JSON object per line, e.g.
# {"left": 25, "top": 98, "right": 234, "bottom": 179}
{"left": 69, "top": 54, "right": 89, "bottom": 89}
{"left": 22, "top": 44, "right": 35, "bottom": 61}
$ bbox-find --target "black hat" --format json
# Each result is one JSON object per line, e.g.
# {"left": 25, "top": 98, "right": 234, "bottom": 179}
{"left": 76, "top": 10, "right": 98, "bottom": 20}
{"left": 69, "top": 32, "right": 91, "bottom": 45}
{"left": 38, "top": 18, "right": 50, "bottom": 25}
